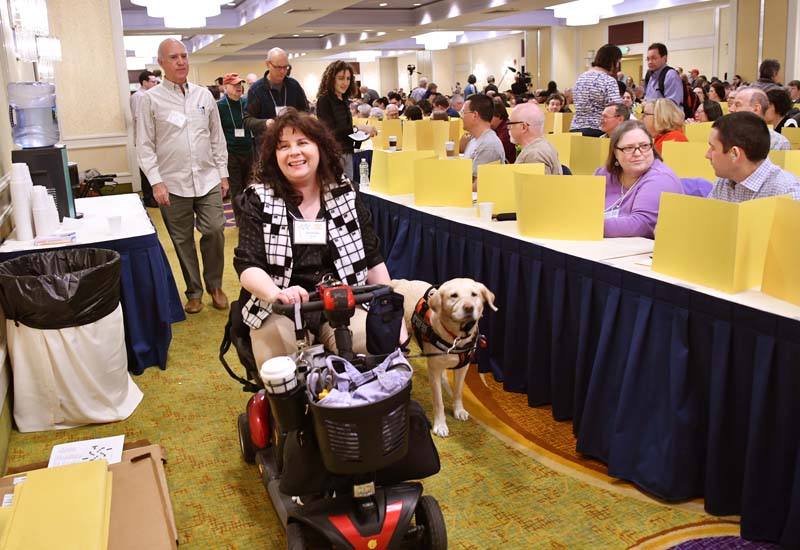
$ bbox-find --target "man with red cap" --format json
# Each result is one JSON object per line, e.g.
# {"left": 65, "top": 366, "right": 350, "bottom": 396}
{"left": 217, "top": 73, "right": 253, "bottom": 224}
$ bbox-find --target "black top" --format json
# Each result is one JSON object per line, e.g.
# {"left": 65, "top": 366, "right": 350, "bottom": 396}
{"left": 233, "top": 185, "right": 384, "bottom": 293}
{"left": 244, "top": 75, "right": 309, "bottom": 135}
{"left": 316, "top": 94, "right": 356, "bottom": 154}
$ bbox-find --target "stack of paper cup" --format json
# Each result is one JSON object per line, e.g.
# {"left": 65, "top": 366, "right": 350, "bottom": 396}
{"left": 31, "top": 185, "right": 59, "bottom": 237}
{"left": 10, "top": 163, "right": 34, "bottom": 241}
{"left": 259, "top": 356, "right": 298, "bottom": 394}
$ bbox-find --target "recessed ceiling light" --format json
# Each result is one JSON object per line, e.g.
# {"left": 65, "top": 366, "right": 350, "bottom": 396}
{"left": 377, "top": 31, "right": 387, "bottom": 36}
{"left": 413, "top": 2, "right": 421, "bottom": 5}
{"left": 226, "top": 2, "right": 235, "bottom": 6}
{"left": 379, "top": 2, "right": 388, "bottom": 6}
{"left": 292, "top": 34, "right": 299, "bottom": 37}
{"left": 397, "top": 28, "right": 405, "bottom": 31}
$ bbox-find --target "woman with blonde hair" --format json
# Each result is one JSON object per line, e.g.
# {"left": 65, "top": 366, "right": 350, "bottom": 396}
{"left": 641, "top": 98, "right": 688, "bottom": 153}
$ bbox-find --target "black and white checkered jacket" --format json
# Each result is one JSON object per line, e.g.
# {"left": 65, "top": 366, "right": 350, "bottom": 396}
{"left": 241, "top": 179, "right": 369, "bottom": 330}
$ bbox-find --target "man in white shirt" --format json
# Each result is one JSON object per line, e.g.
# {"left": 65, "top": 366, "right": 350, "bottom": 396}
{"left": 130, "top": 70, "right": 158, "bottom": 207}
{"left": 458, "top": 93, "right": 506, "bottom": 189}
{"left": 728, "top": 86, "right": 791, "bottom": 150}
{"left": 137, "top": 38, "right": 230, "bottom": 314}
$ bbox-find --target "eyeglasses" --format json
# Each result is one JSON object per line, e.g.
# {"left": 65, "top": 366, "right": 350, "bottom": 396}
{"left": 507, "top": 121, "right": 526, "bottom": 126}
{"left": 460, "top": 109, "right": 476, "bottom": 116}
{"left": 616, "top": 143, "right": 653, "bottom": 155}
{"left": 600, "top": 114, "right": 620, "bottom": 120}
{"left": 270, "top": 63, "right": 290, "bottom": 71}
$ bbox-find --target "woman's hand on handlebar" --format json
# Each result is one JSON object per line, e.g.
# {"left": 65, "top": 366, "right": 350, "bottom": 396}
{"left": 271, "top": 285, "right": 309, "bottom": 305}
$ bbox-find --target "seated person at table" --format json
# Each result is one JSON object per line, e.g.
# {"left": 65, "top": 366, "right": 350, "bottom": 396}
{"left": 509, "top": 102, "right": 562, "bottom": 174}
{"left": 459, "top": 93, "right": 506, "bottom": 188}
{"left": 546, "top": 93, "right": 571, "bottom": 113}
{"left": 693, "top": 100, "right": 723, "bottom": 122}
{"left": 642, "top": 99, "right": 688, "bottom": 153}
{"left": 491, "top": 99, "right": 517, "bottom": 163}
{"left": 764, "top": 88, "right": 800, "bottom": 133}
{"left": 599, "top": 102, "right": 631, "bottom": 137}
{"left": 594, "top": 120, "right": 683, "bottom": 238}
{"left": 234, "top": 111, "right": 405, "bottom": 365}
{"left": 706, "top": 112, "right": 800, "bottom": 202}
{"left": 728, "top": 87, "right": 791, "bottom": 151}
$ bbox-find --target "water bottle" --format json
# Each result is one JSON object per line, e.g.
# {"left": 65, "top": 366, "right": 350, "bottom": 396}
{"left": 8, "top": 82, "right": 60, "bottom": 148}
{"left": 359, "top": 158, "right": 370, "bottom": 188}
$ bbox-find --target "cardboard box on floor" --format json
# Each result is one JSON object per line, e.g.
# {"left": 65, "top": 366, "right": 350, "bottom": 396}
{"left": 0, "top": 445, "right": 177, "bottom": 550}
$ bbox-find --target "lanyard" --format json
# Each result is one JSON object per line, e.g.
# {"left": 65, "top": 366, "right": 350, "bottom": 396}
{"left": 268, "top": 84, "right": 287, "bottom": 110}
{"left": 224, "top": 97, "right": 244, "bottom": 130}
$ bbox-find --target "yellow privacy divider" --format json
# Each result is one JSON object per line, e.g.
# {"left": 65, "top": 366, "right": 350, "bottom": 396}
{"left": 477, "top": 163, "right": 545, "bottom": 215}
{"left": 513, "top": 173, "right": 605, "bottom": 240}
{"left": 413, "top": 158, "right": 473, "bottom": 207}
{"left": 720, "top": 102, "right": 729, "bottom": 114}
{"left": 661, "top": 141, "right": 716, "bottom": 181}
{"left": 449, "top": 118, "right": 464, "bottom": 144}
{"left": 544, "top": 112, "right": 573, "bottom": 134}
{"left": 372, "top": 119, "right": 403, "bottom": 150}
{"left": 370, "top": 149, "right": 436, "bottom": 194}
{"left": 685, "top": 122, "right": 714, "bottom": 143}
{"left": 767, "top": 150, "right": 800, "bottom": 177}
{"left": 780, "top": 127, "right": 800, "bottom": 149}
{"left": 652, "top": 193, "right": 778, "bottom": 293}
{"left": 761, "top": 198, "right": 800, "bottom": 305}
{"left": 545, "top": 133, "right": 608, "bottom": 175}
{"left": 403, "top": 119, "right": 450, "bottom": 158}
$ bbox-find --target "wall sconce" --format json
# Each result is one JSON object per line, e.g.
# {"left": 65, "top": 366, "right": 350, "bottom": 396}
{"left": 9, "top": 0, "right": 62, "bottom": 81}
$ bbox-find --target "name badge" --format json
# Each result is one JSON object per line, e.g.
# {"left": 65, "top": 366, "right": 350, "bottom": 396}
{"left": 293, "top": 219, "right": 327, "bottom": 245}
{"left": 275, "top": 106, "right": 288, "bottom": 117}
{"left": 604, "top": 208, "right": 620, "bottom": 219}
{"left": 234, "top": 128, "right": 245, "bottom": 138}
{"left": 166, "top": 111, "right": 187, "bottom": 128}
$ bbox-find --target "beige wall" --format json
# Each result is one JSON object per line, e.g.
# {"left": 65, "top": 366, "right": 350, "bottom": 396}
{"left": 762, "top": 0, "right": 788, "bottom": 71}
{"left": 735, "top": 0, "right": 760, "bottom": 80}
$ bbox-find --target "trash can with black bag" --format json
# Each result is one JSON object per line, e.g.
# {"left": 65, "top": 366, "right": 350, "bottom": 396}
{"left": 0, "top": 248, "right": 143, "bottom": 432}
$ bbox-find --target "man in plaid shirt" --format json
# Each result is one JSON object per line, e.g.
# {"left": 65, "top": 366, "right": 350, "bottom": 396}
{"left": 706, "top": 112, "right": 800, "bottom": 202}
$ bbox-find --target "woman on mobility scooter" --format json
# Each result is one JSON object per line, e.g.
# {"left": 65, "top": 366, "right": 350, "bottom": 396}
{"left": 231, "top": 111, "right": 444, "bottom": 549}
{"left": 234, "top": 108, "right": 407, "bottom": 362}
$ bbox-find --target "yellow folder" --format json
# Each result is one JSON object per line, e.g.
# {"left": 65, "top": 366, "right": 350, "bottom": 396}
{"left": 684, "top": 122, "right": 714, "bottom": 143}
{"left": 661, "top": 141, "right": 717, "bottom": 181}
{"left": 370, "top": 149, "right": 436, "bottom": 195}
{"left": 514, "top": 173, "right": 605, "bottom": 240}
{"left": 544, "top": 133, "right": 608, "bottom": 175}
{"left": 413, "top": 158, "right": 473, "bottom": 207}
{"left": 767, "top": 150, "right": 800, "bottom": 177}
{"left": 477, "top": 163, "right": 545, "bottom": 215}
{"left": 373, "top": 119, "right": 403, "bottom": 151}
{"left": 652, "top": 193, "right": 778, "bottom": 293}
{"left": 0, "top": 460, "right": 112, "bottom": 550}
{"left": 780, "top": 127, "right": 800, "bottom": 149}
{"left": 761, "top": 198, "right": 800, "bottom": 305}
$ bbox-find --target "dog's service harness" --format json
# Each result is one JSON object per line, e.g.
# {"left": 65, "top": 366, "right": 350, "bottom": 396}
{"left": 410, "top": 286, "right": 487, "bottom": 370}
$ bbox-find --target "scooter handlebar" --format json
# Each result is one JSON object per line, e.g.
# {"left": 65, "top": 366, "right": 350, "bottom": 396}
{"left": 270, "top": 284, "right": 392, "bottom": 317}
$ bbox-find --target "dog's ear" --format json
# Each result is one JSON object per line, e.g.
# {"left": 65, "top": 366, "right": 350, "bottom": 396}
{"left": 428, "top": 289, "right": 442, "bottom": 313}
{"left": 479, "top": 283, "right": 498, "bottom": 311}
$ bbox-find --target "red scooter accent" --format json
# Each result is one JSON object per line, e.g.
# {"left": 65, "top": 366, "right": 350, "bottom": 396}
{"left": 247, "top": 392, "right": 270, "bottom": 449}
{"left": 327, "top": 500, "right": 403, "bottom": 550}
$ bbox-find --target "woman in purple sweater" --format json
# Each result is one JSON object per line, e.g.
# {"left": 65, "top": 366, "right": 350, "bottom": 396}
{"left": 594, "top": 119, "right": 683, "bottom": 238}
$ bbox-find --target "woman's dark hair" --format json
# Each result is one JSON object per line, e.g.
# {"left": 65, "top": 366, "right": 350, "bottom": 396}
{"left": 604, "top": 119, "right": 661, "bottom": 179}
{"left": 405, "top": 105, "right": 423, "bottom": 120}
{"left": 417, "top": 99, "right": 433, "bottom": 115}
{"left": 710, "top": 81, "right": 726, "bottom": 102}
{"left": 317, "top": 60, "right": 357, "bottom": 99}
{"left": 467, "top": 74, "right": 477, "bottom": 84}
{"left": 492, "top": 98, "right": 508, "bottom": 120}
{"left": 766, "top": 88, "right": 793, "bottom": 117}
{"left": 592, "top": 44, "right": 623, "bottom": 73}
{"left": 545, "top": 81, "right": 558, "bottom": 95}
{"left": 547, "top": 93, "right": 566, "bottom": 107}
{"left": 255, "top": 109, "right": 343, "bottom": 206}
{"left": 702, "top": 100, "right": 724, "bottom": 122}
{"left": 207, "top": 85, "right": 220, "bottom": 100}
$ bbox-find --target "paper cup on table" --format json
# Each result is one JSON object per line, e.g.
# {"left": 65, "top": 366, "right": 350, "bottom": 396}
{"left": 477, "top": 202, "right": 494, "bottom": 222}
{"left": 445, "top": 141, "right": 455, "bottom": 157}
{"left": 107, "top": 215, "right": 122, "bottom": 235}
{"left": 388, "top": 136, "right": 397, "bottom": 151}
{"left": 10, "top": 164, "right": 34, "bottom": 240}
{"left": 260, "top": 356, "right": 298, "bottom": 394}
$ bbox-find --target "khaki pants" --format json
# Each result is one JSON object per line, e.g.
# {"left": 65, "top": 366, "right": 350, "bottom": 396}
{"left": 159, "top": 185, "right": 225, "bottom": 300}
{"left": 250, "top": 308, "right": 368, "bottom": 368}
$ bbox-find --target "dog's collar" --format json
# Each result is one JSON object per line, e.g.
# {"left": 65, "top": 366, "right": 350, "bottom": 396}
{"left": 411, "top": 285, "right": 482, "bottom": 370}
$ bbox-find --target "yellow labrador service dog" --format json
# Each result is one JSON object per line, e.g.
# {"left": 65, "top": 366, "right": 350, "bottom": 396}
{"left": 391, "top": 278, "right": 497, "bottom": 437}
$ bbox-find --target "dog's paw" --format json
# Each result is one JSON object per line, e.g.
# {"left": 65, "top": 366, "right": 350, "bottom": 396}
{"left": 432, "top": 422, "right": 450, "bottom": 437}
{"left": 453, "top": 408, "right": 470, "bottom": 421}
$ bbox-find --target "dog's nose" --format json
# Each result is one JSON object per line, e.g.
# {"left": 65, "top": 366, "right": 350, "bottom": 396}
{"left": 463, "top": 303, "right": 474, "bottom": 313}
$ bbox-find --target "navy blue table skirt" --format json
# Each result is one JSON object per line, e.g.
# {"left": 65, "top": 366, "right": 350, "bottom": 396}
{"left": 0, "top": 232, "right": 185, "bottom": 375}
{"left": 362, "top": 192, "right": 800, "bottom": 548}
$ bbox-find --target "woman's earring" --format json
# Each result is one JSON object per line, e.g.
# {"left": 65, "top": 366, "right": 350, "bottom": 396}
{"left": 614, "top": 160, "right": 620, "bottom": 166}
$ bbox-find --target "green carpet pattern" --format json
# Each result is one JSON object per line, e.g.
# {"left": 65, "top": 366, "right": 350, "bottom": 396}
{"left": 5, "top": 198, "right": 725, "bottom": 549}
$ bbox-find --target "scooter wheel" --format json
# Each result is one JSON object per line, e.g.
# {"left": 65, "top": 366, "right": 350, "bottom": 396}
{"left": 238, "top": 413, "right": 257, "bottom": 464}
{"left": 286, "top": 521, "right": 331, "bottom": 550}
{"left": 415, "top": 495, "right": 447, "bottom": 550}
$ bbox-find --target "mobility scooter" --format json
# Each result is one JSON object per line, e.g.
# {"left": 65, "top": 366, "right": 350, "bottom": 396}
{"left": 220, "top": 279, "right": 447, "bottom": 549}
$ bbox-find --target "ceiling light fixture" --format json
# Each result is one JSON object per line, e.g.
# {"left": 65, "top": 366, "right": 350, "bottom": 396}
{"left": 546, "top": 0, "right": 623, "bottom": 26}
{"left": 131, "top": 0, "right": 228, "bottom": 28}
{"left": 412, "top": 31, "right": 463, "bottom": 50}
{"left": 293, "top": 33, "right": 299, "bottom": 37}
{"left": 379, "top": 2, "right": 388, "bottom": 6}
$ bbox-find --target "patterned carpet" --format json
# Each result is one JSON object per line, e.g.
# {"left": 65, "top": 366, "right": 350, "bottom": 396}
{"left": 3, "top": 196, "right": 764, "bottom": 549}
